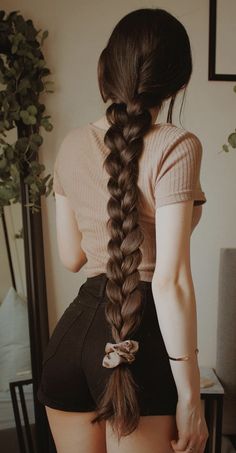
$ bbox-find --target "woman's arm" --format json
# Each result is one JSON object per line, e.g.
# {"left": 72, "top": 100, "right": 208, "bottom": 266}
{"left": 152, "top": 199, "right": 202, "bottom": 402}
{"left": 191, "top": 205, "right": 203, "bottom": 234}
{"left": 54, "top": 193, "right": 87, "bottom": 272}
{"left": 152, "top": 199, "right": 209, "bottom": 451}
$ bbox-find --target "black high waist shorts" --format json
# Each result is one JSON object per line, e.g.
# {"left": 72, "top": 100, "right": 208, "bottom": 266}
{"left": 37, "top": 273, "right": 178, "bottom": 415}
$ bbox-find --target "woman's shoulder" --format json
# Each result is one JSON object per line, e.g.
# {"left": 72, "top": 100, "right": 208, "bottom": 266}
{"left": 147, "top": 123, "right": 203, "bottom": 161}
{"left": 149, "top": 122, "right": 201, "bottom": 143}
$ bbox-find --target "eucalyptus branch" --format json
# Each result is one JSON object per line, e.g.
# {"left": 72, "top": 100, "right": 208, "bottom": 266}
{"left": 0, "top": 9, "right": 54, "bottom": 214}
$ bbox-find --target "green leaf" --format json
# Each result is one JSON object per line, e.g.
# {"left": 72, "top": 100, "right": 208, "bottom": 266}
{"left": 20, "top": 110, "right": 34, "bottom": 125}
{"left": 6, "top": 146, "right": 14, "bottom": 160}
{"left": 0, "top": 157, "right": 7, "bottom": 169}
{"left": 10, "top": 160, "right": 20, "bottom": 173}
{"left": 45, "top": 123, "right": 53, "bottom": 131}
{"left": 42, "top": 174, "right": 51, "bottom": 184}
{"left": 4, "top": 120, "right": 10, "bottom": 128}
{"left": 25, "top": 51, "right": 35, "bottom": 60}
{"left": 18, "top": 79, "right": 31, "bottom": 92}
{"left": 42, "top": 30, "right": 49, "bottom": 39}
{"left": 15, "top": 137, "right": 29, "bottom": 152}
{"left": 21, "top": 117, "right": 32, "bottom": 126}
{"left": 30, "top": 161, "right": 45, "bottom": 173}
{"left": 31, "top": 133, "right": 43, "bottom": 146}
{"left": 7, "top": 67, "right": 17, "bottom": 77}
{"left": 11, "top": 111, "right": 20, "bottom": 121}
{"left": 41, "top": 30, "right": 48, "bottom": 46}
{"left": 27, "top": 104, "right": 37, "bottom": 116}
{"left": 30, "top": 141, "right": 40, "bottom": 152}
{"left": 6, "top": 10, "right": 20, "bottom": 22}
{"left": 36, "top": 59, "right": 46, "bottom": 68}
{"left": 24, "top": 175, "right": 35, "bottom": 184}
{"left": 44, "top": 80, "right": 54, "bottom": 87}
{"left": 14, "top": 32, "right": 25, "bottom": 44}
{"left": 233, "top": 85, "right": 236, "bottom": 93}
{"left": 31, "top": 182, "right": 40, "bottom": 192}
{"left": 20, "top": 110, "right": 29, "bottom": 119}
{"left": 29, "top": 115, "right": 37, "bottom": 125}
{"left": 0, "top": 185, "right": 16, "bottom": 200}
{"left": 41, "top": 117, "right": 53, "bottom": 131}
{"left": 228, "top": 132, "right": 236, "bottom": 148}
{"left": 222, "top": 144, "right": 229, "bottom": 152}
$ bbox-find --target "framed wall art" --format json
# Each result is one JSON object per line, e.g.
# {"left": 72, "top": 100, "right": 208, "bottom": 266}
{"left": 209, "top": 0, "right": 236, "bottom": 81}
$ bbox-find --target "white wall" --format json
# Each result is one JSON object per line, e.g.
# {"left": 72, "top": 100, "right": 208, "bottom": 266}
{"left": 2, "top": 0, "right": 236, "bottom": 368}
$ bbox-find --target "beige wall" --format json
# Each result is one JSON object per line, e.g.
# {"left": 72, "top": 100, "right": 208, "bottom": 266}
{"left": 2, "top": 0, "right": 236, "bottom": 368}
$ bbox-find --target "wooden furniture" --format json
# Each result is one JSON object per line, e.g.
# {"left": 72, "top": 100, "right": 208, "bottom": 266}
{"left": 200, "top": 366, "right": 225, "bottom": 453}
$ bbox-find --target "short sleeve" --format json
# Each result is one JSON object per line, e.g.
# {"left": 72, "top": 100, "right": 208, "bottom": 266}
{"left": 53, "top": 163, "right": 66, "bottom": 196}
{"left": 52, "top": 141, "right": 67, "bottom": 196}
{"left": 154, "top": 131, "right": 207, "bottom": 208}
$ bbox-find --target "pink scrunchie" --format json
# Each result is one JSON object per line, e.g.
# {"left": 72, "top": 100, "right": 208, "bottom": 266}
{"left": 102, "top": 339, "right": 139, "bottom": 368}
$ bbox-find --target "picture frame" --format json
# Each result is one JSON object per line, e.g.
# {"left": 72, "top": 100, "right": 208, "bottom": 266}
{"left": 208, "top": 0, "right": 236, "bottom": 81}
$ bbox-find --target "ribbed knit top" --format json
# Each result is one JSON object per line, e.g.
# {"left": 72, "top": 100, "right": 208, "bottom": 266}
{"left": 53, "top": 122, "right": 207, "bottom": 282}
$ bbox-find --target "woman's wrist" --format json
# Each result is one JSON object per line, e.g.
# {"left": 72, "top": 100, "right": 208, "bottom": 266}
{"left": 177, "top": 375, "right": 201, "bottom": 405}
{"left": 170, "top": 357, "right": 201, "bottom": 402}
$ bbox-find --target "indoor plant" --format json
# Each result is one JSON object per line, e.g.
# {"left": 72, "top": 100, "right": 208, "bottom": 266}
{"left": 0, "top": 9, "right": 54, "bottom": 214}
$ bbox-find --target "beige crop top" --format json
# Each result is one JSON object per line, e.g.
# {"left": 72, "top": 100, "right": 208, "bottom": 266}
{"left": 53, "top": 122, "right": 207, "bottom": 282}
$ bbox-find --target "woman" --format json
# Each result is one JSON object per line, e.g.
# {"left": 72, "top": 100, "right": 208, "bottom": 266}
{"left": 37, "top": 7, "right": 209, "bottom": 453}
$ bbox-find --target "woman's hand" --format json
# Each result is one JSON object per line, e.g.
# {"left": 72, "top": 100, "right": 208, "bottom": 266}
{"left": 170, "top": 397, "right": 209, "bottom": 452}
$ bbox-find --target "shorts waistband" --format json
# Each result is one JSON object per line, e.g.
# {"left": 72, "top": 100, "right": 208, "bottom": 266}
{"left": 86, "top": 273, "right": 109, "bottom": 298}
{"left": 79, "top": 273, "right": 151, "bottom": 308}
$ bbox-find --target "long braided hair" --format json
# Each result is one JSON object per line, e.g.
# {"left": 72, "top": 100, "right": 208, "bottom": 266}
{"left": 91, "top": 7, "right": 192, "bottom": 440}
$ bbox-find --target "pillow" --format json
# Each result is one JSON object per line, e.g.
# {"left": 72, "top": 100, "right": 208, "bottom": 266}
{"left": 0, "top": 286, "right": 32, "bottom": 391}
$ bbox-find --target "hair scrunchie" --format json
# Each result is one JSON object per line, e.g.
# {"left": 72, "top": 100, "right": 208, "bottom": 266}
{"left": 102, "top": 339, "right": 139, "bottom": 368}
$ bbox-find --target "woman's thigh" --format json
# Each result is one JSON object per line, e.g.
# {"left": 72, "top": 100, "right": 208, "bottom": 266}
{"left": 45, "top": 406, "right": 107, "bottom": 453}
{"left": 106, "top": 414, "right": 178, "bottom": 453}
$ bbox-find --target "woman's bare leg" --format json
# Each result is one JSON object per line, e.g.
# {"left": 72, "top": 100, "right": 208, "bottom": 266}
{"left": 106, "top": 414, "right": 177, "bottom": 453}
{"left": 45, "top": 406, "right": 106, "bottom": 453}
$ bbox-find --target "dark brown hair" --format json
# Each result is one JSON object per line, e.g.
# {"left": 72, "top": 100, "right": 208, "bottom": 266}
{"left": 91, "top": 7, "right": 192, "bottom": 440}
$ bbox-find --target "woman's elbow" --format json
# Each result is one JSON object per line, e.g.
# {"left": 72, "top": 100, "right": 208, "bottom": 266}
{"left": 64, "top": 261, "right": 81, "bottom": 273}
{"left": 59, "top": 251, "right": 87, "bottom": 273}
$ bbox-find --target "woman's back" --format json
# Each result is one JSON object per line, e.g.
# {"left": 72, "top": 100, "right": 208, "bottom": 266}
{"left": 53, "top": 121, "right": 206, "bottom": 281}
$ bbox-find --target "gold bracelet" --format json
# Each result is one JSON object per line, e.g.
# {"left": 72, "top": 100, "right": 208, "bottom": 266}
{"left": 168, "top": 348, "right": 199, "bottom": 361}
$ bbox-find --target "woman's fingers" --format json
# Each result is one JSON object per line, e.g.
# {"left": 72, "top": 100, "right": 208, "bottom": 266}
{"left": 171, "top": 436, "right": 190, "bottom": 451}
{"left": 170, "top": 423, "right": 208, "bottom": 452}
{"left": 171, "top": 438, "right": 204, "bottom": 453}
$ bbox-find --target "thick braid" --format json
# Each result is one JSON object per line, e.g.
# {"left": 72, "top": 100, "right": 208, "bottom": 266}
{"left": 104, "top": 101, "right": 151, "bottom": 341}
{"left": 91, "top": 100, "right": 152, "bottom": 439}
